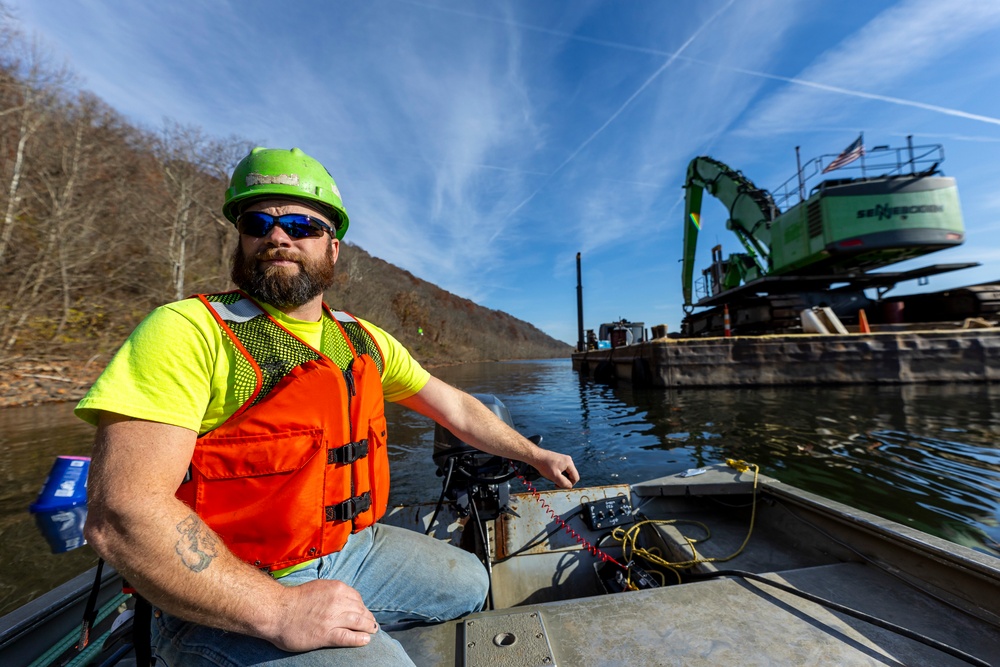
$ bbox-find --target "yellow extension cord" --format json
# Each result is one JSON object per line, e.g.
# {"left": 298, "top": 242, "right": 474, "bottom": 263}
{"left": 612, "top": 459, "right": 760, "bottom": 589}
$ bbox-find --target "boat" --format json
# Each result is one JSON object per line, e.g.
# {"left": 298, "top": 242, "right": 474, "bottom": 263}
{"left": 4, "top": 397, "right": 1000, "bottom": 666}
{"left": 385, "top": 460, "right": 1000, "bottom": 666}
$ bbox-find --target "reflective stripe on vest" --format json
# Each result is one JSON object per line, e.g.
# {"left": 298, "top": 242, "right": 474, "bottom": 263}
{"left": 174, "top": 291, "right": 390, "bottom": 572}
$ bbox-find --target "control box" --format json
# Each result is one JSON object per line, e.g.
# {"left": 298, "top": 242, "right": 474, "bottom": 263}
{"left": 596, "top": 560, "right": 659, "bottom": 593}
{"left": 582, "top": 496, "right": 634, "bottom": 531}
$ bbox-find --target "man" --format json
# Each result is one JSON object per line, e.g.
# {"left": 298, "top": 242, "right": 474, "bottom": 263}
{"left": 78, "top": 147, "right": 579, "bottom": 666}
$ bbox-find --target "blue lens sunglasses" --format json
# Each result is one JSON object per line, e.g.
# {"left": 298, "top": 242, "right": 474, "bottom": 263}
{"left": 237, "top": 211, "right": 334, "bottom": 239}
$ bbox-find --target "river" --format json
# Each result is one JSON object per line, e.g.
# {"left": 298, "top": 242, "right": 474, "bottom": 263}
{"left": 2, "top": 358, "right": 998, "bottom": 616}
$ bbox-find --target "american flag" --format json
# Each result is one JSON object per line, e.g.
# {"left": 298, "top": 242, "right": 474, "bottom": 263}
{"left": 822, "top": 135, "right": 865, "bottom": 173}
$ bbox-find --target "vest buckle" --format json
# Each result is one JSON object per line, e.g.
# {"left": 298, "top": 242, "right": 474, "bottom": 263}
{"left": 325, "top": 492, "right": 372, "bottom": 522}
{"left": 328, "top": 439, "right": 370, "bottom": 465}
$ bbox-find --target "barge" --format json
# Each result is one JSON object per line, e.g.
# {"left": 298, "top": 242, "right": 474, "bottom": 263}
{"left": 573, "top": 325, "right": 1000, "bottom": 388}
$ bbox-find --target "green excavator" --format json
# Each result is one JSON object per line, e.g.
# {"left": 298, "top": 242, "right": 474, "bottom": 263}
{"left": 680, "top": 139, "right": 998, "bottom": 336}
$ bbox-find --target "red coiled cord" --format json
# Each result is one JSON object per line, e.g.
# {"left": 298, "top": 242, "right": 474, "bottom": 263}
{"left": 513, "top": 471, "right": 625, "bottom": 569}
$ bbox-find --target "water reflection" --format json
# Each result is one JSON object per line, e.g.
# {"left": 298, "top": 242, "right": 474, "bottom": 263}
{"left": 418, "top": 363, "right": 1000, "bottom": 559}
{"left": 602, "top": 382, "right": 1000, "bottom": 557}
{"left": 0, "top": 403, "right": 98, "bottom": 616}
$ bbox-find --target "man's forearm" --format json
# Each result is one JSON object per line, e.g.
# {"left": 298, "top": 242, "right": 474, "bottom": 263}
{"left": 449, "top": 391, "right": 545, "bottom": 461}
{"left": 86, "top": 415, "right": 378, "bottom": 652}
{"left": 84, "top": 416, "right": 287, "bottom": 641}
{"left": 399, "top": 377, "right": 580, "bottom": 487}
{"left": 85, "top": 495, "right": 286, "bottom": 639}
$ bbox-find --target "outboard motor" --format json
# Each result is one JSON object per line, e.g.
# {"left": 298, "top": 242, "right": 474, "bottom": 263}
{"left": 428, "top": 394, "right": 539, "bottom": 526}
{"left": 427, "top": 394, "right": 542, "bottom": 610}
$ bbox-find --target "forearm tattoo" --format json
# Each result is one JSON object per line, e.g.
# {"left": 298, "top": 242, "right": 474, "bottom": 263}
{"left": 174, "top": 514, "right": 219, "bottom": 572}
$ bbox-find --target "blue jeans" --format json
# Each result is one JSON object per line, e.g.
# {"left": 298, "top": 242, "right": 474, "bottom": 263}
{"left": 151, "top": 523, "right": 489, "bottom": 666}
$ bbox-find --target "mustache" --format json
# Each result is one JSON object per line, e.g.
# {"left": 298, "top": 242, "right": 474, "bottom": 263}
{"left": 254, "top": 249, "right": 301, "bottom": 263}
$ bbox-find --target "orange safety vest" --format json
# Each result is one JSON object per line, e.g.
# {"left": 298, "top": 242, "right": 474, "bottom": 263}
{"left": 175, "top": 291, "right": 389, "bottom": 572}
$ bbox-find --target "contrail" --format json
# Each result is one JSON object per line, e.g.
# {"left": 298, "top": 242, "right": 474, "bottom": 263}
{"left": 719, "top": 65, "right": 1000, "bottom": 127}
{"left": 396, "top": 0, "right": 1000, "bottom": 129}
{"left": 389, "top": 0, "right": 673, "bottom": 58}
{"left": 494, "top": 0, "right": 739, "bottom": 235}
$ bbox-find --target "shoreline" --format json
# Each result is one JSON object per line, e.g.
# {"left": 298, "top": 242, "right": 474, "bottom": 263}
{"left": 0, "top": 355, "right": 568, "bottom": 409}
{"left": 0, "top": 359, "right": 102, "bottom": 409}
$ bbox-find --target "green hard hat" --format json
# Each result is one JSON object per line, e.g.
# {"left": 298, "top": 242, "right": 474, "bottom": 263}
{"left": 223, "top": 147, "right": 350, "bottom": 239}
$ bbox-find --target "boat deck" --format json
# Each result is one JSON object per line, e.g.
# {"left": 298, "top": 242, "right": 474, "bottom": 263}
{"left": 397, "top": 562, "right": 999, "bottom": 666}
{"left": 390, "top": 467, "right": 1000, "bottom": 666}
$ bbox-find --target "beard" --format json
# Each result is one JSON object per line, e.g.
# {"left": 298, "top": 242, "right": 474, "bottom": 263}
{"left": 230, "top": 240, "right": 336, "bottom": 309}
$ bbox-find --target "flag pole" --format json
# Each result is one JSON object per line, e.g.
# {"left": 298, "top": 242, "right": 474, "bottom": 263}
{"left": 576, "top": 252, "right": 584, "bottom": 353}
{"left": 795, "top": 146, "right": 805, "bottom": 202}
{"left": 859, "top": 131, "right": 866, "bottom": 178}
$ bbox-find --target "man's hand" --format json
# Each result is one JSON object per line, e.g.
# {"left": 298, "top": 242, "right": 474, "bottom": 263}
{"left": 528, "top": 449, "right": 580, "bottom": 489}
{"left": 270, "top": 579, "right": 379, "bottom": 651}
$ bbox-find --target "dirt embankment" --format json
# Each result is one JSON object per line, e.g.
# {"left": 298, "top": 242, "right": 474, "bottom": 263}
{"left": 0, "top": 359, "right": 103, "bottom": 408}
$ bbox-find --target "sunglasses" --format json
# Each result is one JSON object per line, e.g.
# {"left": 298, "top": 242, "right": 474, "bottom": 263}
{"left": 237, "top": 211, "right": 334, "bottom": 239}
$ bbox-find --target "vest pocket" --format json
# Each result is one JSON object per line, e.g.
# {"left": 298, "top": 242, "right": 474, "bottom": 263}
{"left": 189, "top": 428, "right": 325, "bottom": 568}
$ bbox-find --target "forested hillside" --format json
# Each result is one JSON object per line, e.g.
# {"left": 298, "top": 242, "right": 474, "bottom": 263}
{"left": 0, "top": 16, "right": 569, "bottom": 405}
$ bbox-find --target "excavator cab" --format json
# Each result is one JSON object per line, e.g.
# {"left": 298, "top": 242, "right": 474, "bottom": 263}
{"left": 699, "top": 246, "right": 761, "bottom": 300}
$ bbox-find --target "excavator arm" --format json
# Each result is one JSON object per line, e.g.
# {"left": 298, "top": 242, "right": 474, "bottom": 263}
{"left": 682, "top": 156, "right": 779, "bottom": 309}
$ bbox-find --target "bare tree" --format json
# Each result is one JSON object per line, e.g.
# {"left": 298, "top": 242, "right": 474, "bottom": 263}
{"left": 0, "top": 32, "right": 72, "bottom": 266}
{"left": 148, "top": 123, "right": 247, "bottom": 301}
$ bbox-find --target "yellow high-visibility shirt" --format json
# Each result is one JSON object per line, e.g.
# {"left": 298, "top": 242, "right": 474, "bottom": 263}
{"left": 75, "top": 297, "right": 430, "bottom": 434}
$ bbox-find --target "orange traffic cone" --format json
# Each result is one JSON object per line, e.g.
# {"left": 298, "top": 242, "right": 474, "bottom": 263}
{"left": 723, "top": 304, "right": 732, "bottom": 338}
{"left": 858, "top": 308, "right": 870, "bottom": 334}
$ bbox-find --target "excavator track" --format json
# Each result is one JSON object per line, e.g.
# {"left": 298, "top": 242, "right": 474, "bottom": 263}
{"left": 682, "top": 294, "right": 810, "bottom": 337}
{"left": 682, "top": 283, "right": 1000, "bottom": 337}
{"left": 891, "top": 282, "right": 1000, "bottom": 322}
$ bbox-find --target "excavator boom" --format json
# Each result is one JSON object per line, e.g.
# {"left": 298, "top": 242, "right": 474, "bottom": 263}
{"left": 682, "top": 157, "right": 778, "bottom": 308}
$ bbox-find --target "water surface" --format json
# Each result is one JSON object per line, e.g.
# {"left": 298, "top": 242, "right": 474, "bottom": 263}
{"left": 2, "top": 359, "right": 998, "bottom": 616}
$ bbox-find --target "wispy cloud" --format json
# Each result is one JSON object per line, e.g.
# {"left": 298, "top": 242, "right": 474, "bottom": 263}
{"left": 496, "top": 0, "right": 739, "bottom": 230}
{"left": 395, "top": 0, "right": 1000, "bottom": 133}
{"left": 564, "top": 0, "right": 803, "bottom": 258}
{"left": 315, "top": 5, "right": 545, "bottom": 299}
{"left": 738, "top": 0, "right": 1000, "bottom": 134}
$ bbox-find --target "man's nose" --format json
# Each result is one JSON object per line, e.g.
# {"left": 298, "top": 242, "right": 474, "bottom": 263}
{"left": 261, "top": 223, "right": 293, "bottom": 245}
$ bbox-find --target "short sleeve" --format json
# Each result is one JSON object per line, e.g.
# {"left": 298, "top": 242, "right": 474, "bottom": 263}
{"left": 358, "top": 320, "right": 430, "bottom": 402}
{"left": 74, "top": 303, "right": 216, "bottom": 431}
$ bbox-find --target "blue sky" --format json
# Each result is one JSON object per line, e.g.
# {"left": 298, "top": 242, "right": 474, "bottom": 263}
{"left": 7, "top": 0, "right": 1000, "bottom": 344}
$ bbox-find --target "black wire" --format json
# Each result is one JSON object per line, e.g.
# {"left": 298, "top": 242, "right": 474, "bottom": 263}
{"left": 595, "top": 531, "right": 617, "bottom": 550}
{"left": 425, "top": 457, "right": 455, "bottom": 536}
{"left": 693, "top": 569, "right": 991, "bottom": 667}
{"left": 469, "top": 497, "right": 494, "bottom": 611}
{"left": 79, "top": 558, "right": 105, "bottom": 647}
{"left": 492, "top": 508, "right": 585, "bottom": 564}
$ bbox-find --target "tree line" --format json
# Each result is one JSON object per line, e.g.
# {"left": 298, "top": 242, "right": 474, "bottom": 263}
{"left": 0, "top": 10, "right": 570, "bottom": 373}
